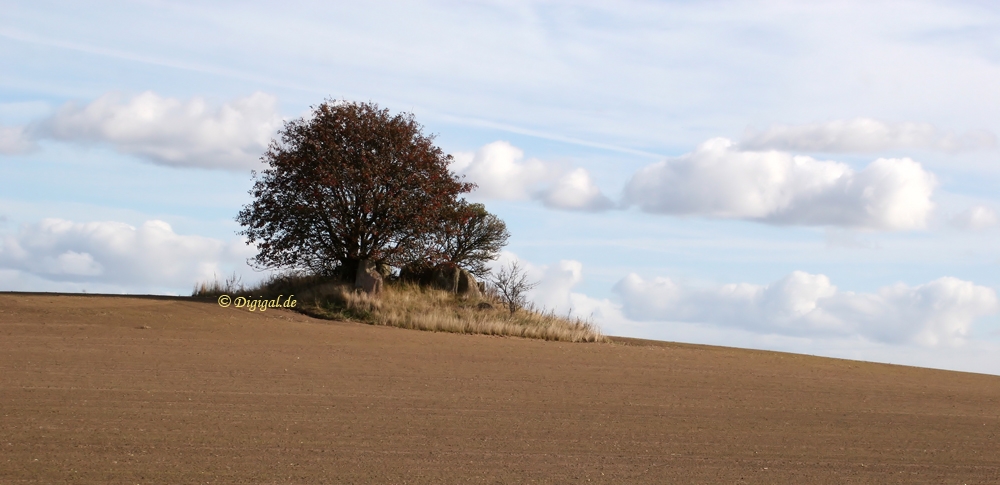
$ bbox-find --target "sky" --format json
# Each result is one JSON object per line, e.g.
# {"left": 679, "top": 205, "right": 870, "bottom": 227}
{"left": 2, "top": 0, "right": 1000, "bottom": 375}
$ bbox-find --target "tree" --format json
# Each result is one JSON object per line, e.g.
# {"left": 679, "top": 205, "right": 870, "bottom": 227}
{"left": 490, "top": 260, "right": 538, "bottom": 315}
{"left": 237, "top": 100, "right": 473, "bottom": 279}
{"left": 434, "top": 201, "right": 510, "bottom": 279}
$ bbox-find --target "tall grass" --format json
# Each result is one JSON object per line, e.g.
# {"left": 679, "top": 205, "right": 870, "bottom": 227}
{"left": 194, "top": 273, "right": 605, "bottom": 343}
{"left": 192, "top": 272, "right": 247, "bottom": 296}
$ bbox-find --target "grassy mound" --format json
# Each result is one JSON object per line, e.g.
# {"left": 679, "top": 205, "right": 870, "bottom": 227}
{"left": 194, "top": 273, "right": 605, "bottom": 343}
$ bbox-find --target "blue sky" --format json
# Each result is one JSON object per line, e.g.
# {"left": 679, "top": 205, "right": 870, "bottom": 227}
{"left": 3, "top": 0, "right": 1000, "bottom": 374}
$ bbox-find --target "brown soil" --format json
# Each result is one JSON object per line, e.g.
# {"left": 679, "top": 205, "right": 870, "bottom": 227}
{"left": 2, "top": 293, "right": 999, "bottom": 484}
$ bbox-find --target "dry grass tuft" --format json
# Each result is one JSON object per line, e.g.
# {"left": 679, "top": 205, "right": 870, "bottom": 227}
{"left": 366, "top": 283, "right": 603, "bottom": 342}
{"left": 193, "top": 272, "right": 247, "bottom": 296}
{"left": 194, "top": 274, "right": 605, "bottom": 343}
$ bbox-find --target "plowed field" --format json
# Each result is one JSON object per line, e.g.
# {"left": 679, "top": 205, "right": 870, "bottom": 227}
{"left": 2, "top": 293, "right": 999, "bottom": 483}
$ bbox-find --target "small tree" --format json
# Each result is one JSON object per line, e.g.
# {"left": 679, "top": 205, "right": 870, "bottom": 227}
{"left": 237, "top": 100, "right": 473, "bottom": 279}
{"left": 434, "top": 201, "right": 509, "bottom": 279}
{"left": 490, "top": 260, "right": 538, "bottom": 315}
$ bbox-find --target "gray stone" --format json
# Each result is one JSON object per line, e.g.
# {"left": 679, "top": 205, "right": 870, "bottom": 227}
{"left": 431, "top": 264, "right": 460, "bottom": 293}
{"left": 354, "top": 259, "right": 383, "bottom": 296}
{"left": 376, "top": 262, "right": 393, "bottom": 279}
{"left": 457, "top": 269, "right": 481, "bottom": 298}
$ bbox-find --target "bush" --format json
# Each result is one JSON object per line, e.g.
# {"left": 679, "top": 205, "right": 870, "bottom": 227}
{"left": 193, "top": 274, "right": 604, "bottom": 343}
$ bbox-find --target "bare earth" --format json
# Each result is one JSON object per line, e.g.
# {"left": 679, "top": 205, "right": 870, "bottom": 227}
{"left": 1, "top": 294, "right": 999, "bottom": 484}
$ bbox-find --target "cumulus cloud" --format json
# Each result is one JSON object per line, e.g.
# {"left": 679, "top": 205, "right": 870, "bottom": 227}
{"left": 450, "top": 141, "right": 612, "bottom": 211}
{"left": 0, "top": 218, "right": 255, "bottom": 292}
{"left": 450, "top": 141, "right": 555, "bottom": 200}
{"left": 488, "top": 252, "right": 623, "bottom": 325}
{"left": 485, "top": 253, "right": 999, "bottom": 351}
{"left": 950, "top": 205, "right": 998, "bottom": 231}
{"left": 741, "top": 118, "right": 997, "bottom": 153}
{"left": 615, "top": 271, "right": 999, "bottom": 347}
{"left": 622, "top": 138, "right": 937, "bottom": 230}
{"left": 541, "top": 168, "right": 614, "bottom": 211}
{"left": 528, "top": 258, "right": 589, "bottom": 314}
{"left": 0, "top": 125, "right": 36, "bottom": 154}
{"left": 39, "top": 91, "right": 283, "bottom": 170}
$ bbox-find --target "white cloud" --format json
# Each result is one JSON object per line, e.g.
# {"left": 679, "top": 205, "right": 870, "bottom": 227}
{"left": 451, "top": 141, "right": 556, "bottom": 200}
{"left": 615, "top": 271, "right": 999, "bottom": 347}
{"left": 0, "top": 218, "right": 257, "bottom": 292}
{"left": 950, "top": 205, "right": 998, "bottom": 231}
{"left": 622, "top": 138, "right": 937, "bottom": 230}
{"left": 529, "top": 258, "right": 587, "bottom": 314}
{"left": 451, "top": 141, "right": 612, "bottom": 211}
{"left": 741, "top": 118, "right": 996, "bottom": 153}
{"left": 42, "top": 250, "right": 103, "bottom": 276}
{"left": 484, "top": 253, "right": 1000, "bottom": 374}
{"left": 602, "top": 315, "right": 1000, "bottom": 376}
{"left": 488, "top": 252, "right": 624, "bottom": 326}
{"left": 0, "top": 125, "right": 36, "bottom": 154}
{"left": 541, "top": 168, "right": 614, "bottom": 211}
{"left": 40, "top": 91, "right": 283, "bottom": 170}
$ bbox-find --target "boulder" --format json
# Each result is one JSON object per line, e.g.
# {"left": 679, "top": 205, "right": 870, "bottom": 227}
{"left": 456, "top": 269, "right": 481, "bottom": 298}
{"left": 354, "top": 259, "right": 383, "bottom": 296}
{"left": 399, "top": 262, "right": 479, "bottom": 295}
{"left": 376, "top": 262, "right": 393, "bottom": 279}
{"left": 431, "top": 264, "right": 460, "bottom": 293}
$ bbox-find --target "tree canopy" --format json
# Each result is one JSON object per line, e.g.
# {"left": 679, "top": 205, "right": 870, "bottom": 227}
{"left": 437, "top": 201, "right": 510, "bottom": 278}
{"left": 237, "top": 100, "right": 474, "bottom": 279}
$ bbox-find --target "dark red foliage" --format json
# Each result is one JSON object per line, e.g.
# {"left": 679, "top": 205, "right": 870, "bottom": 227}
{"left": 237, "top": 100, "right": 474, "bottom": 279}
